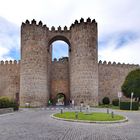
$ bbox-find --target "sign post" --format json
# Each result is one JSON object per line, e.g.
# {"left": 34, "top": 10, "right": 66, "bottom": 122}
{"left": 118, "top": 92, "right": 122, "bottom": 108}
{"left": 130, "top": 92, "right": 134, "bottom": 110}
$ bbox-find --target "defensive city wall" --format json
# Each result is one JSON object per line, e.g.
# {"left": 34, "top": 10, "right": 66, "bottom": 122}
{"left": 0, "top": 59, "right": 139, "bottom": 105}
{"left": 0, "top": 60, "right": 20, "bottom": 99}
{"left": 0, "top": 18, "right": 139, "bottom": 106}
{"left": 98, "top": 61, "right": 139, "bottom": 103}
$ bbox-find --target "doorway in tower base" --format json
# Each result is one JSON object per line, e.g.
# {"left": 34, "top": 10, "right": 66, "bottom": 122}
{"left": 56, "top": 93, "right": 66, "bottom": 106}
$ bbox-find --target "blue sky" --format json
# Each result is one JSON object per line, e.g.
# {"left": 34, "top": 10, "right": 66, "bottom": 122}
{"left": 52, "top": 41, "right": 68, "bottom": 60}
{"left": 0, "top": 0, "right": 140, "bottom": 64}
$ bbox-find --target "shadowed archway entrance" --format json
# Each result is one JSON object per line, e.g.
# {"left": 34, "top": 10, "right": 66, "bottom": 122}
{"left": 56, "top": 93, "right": 66, "bottom": 106}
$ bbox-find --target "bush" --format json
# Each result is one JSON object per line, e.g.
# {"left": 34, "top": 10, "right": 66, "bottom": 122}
{"left": 0, "top": 97, "right": 11, "bottom": 108}
{"left": 102, "top": 97, "right": 110, "bottom": 105}
{"left": 0, "top": 97, "right": 19, "bottom": 111}
{"left": 112, "top": 99, "right": 119, "bottom": 106}
{"left": 120, "top": 101, "right": 139, "bottom": 110}
{"left": 121, "top": 69, "right": 140, "bottom": 99}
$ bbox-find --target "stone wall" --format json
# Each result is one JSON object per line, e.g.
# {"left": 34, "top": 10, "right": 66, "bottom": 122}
{"left": 98, "top": 61, "right": 140, "bottom": 103}
{"left": 0, "top": 60, "right": 20, "bottom": 99}
{"left": 1, "top": 18, "right": 139, "bottom": 107}
{"left": 70, "top": 18, "right": 98, "bottom": 106}
{"left": 20, "top": 20, "right": 49, "bottom": 107}
{"left": 51, "top": 57, "right": 69, "bottom": 104}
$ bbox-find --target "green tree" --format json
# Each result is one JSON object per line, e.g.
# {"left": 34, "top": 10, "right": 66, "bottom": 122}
{"left": 121, "top": 69, "right": 140, "bottom": 101}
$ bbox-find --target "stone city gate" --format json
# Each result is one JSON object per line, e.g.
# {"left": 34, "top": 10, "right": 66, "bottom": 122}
{"left": 20, "top": 18, "right": 98, "bottom": 107}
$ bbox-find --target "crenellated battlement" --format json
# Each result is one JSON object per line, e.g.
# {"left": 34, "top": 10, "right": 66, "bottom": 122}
{"left": 52, "top": 57, "right": 68, "bottom": 63}
{"left": 22, "top": 18, "right": 97, "bottom": 33}
{"left": 22, "top": 19, "right": 70, "bottom": 32}
{"left": 0, "top": 60, "right": 20, "bottom": 65}
{"left": 21, "top": 19, "right": 48, "bottom": 30}
{"left": 49, "top": 25, "right": 69, "bottom": 32}
{"left": 70, "top": 17, "right": 97, "bottom": 29}
{"left": 98, "top": 60, "right": 139, "bottom": 68}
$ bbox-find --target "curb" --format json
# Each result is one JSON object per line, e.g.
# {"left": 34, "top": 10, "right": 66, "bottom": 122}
{"left": 0, "top": 112, "right": 15, "bottom": 117}
{"left": 114, "top": 109, "right": 140, "bottom": 113}
{"left": 51, "top": 114, "right": 128, "bottom": 124}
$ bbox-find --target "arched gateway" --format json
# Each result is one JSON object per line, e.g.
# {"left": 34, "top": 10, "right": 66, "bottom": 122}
{"left": 20, "top": 18, "right": 98, "bottom": 107}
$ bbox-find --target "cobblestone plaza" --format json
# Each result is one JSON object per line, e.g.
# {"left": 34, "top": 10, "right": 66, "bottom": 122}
{"left": 0, "top": 108, "right": 140, "bottom": 140}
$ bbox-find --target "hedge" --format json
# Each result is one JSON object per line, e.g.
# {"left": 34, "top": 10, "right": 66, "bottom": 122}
{"left": 0, "top": 97, "right": 19, "bottom": 111}
{"left": 120, "top": 101, "right": 139, "bottom": 110}
{"left": 112, "top": 99, "right": 119, "bottom": 106}
{"left": 102, "top": 97, "right": 110, "bottom": 105}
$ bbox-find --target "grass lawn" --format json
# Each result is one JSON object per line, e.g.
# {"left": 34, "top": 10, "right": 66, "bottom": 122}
{"left": 54, "top": 112, "right": 125, "bottom": 121}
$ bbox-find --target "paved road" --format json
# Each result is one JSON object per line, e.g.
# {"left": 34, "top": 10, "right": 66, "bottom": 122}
{"left": 0, "top": 108, "right": 140, "bottom": 140}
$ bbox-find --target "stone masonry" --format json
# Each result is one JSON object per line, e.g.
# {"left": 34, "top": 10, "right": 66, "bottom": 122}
{"left": 0, "top": 60, "right": 20, "bottom": 99}
{"left": 0, "top": 18, "right": 139, "bottom": 106}
{"left": 51, "top": 57, "right": 70, "bottom": 105}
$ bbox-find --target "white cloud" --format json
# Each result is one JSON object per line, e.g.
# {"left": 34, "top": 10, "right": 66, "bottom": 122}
{"left": 99, "top": 35, "right": 140, "bottom": 64}
{"left": 0, "top": 17, "right": 20, "bottom": 60}
{"left": 0, "top": 0, "right": 140, "bottom": 63}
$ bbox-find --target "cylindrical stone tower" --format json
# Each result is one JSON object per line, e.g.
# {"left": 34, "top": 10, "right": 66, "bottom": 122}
{"left": 69, "top": 18, "right": 98, "bottom": 106}
{"left": 20, "top": 19, "right": 49, "bottom": 107}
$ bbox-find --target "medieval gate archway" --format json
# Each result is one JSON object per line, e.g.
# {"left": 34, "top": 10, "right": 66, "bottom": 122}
{"left": 20, "top": 18, "right": 98, "bottom": 107}
{"left": 48, "top": 35, "right": 71, "bottom": 106}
